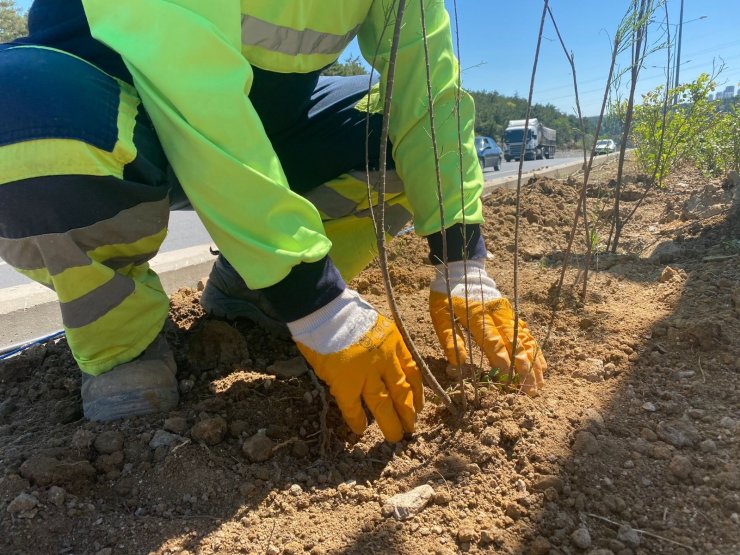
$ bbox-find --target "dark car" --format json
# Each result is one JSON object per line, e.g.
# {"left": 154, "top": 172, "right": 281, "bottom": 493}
{"left": 475, "top": 136, "right": 502, "bottom": 171}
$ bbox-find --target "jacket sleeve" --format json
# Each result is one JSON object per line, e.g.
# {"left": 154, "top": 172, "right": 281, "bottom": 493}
{"left": 357, "top": 0, "right": 484, "bottom": 236}
{"left": 81, "top": 0, "right": 332, "bottom": 289}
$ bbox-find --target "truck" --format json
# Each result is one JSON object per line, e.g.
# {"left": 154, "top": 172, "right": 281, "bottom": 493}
{"left": 503, "top": 118, "right": 557, "bottom": 161}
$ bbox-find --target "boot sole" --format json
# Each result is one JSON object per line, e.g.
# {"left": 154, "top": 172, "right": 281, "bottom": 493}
{"left": 83, "top": 388, "right": 180, "bottom": 422}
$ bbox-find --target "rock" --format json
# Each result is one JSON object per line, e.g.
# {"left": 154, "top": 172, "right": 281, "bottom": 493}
{"left": 381, "top": 484, "right": 435, "bottom": 521}
{"left": 47, "top": 485, "right": 66, "bottom": 506}
{"left": 70, "top": 429, "right": 96, "bottom": 450}
{"left": 265, "top": 545, "right": 279, "bottom": 555}
{"left": 656, "top": 419, "right": 700, "bottom": 448}
{"left": 266, "top": 357, "right": 308, "bottom": 379}
{"left": 616, "top": 525, "right": 641, "bottom": 548}
{"left": 164, "top": 416, "right": 188, "bottom": 435}
{"left": 583, "top": 408, "right": 604, "bottom": 429}
{"left": 659, "top": 266, "right": 681, "bottom": 283}
{"left": 699, "top": 439, "right": 716, "bottom": 453}
{"left": 434, "top": 490, "right": 452, "bottom": 505}
{"left": 191, "top": 416, "right": 227, "bottom": 446}
{"left": 500, "top": 420, "right": 521, "bottom": 443}
{"left": 283, "top": 542, "right": 303, "bottom": 555}
{"left": 719, "top": 416, "right": 736, "bottom": 431}
{"left": 19, "top": 456, "right": 96, "bottom": 488}
{"left": 573, "top": 358, "right": 604, "bottom": 382}
{"left": 94, "top": 431, "right": 124, "bottom": 455}
{"left": 0, "top": 398, "right": 17, "bottom": 418}
{"left": 669, "top": 455, "right": 693, "bottom": 480}
{"left": 505, "top": 501, "right": 523, "bottom": 519}
{"left": 149, "top": 429, "right": 183, "bottom": 449}
{"left": 457, "top": 525, "right": 477, "bottom": 543}
{"left": 533, "top": 475, "right": 564, "bottom": 493}
{"left": 573, "top": 431, "right": 599, "bottom": 455}
{"left": 480, "top": 529, "right": 498, "bottom": 544}
{"left": 529, "top": 536, "right": 551, "bottom": 555}
{"left": 6, "top": 493, "right": 38, "bottom": 517}
{"left": 480, "top": 427, "right": 499, "bottom": 446}
{"left": 187, "top": 320, "right": 250, "bottom": 371}
{"left": 642, "top": 402, "right": 657, "bottom": 412}
{"left": 242, "top": 429, "right": 274, "bottom": 462}
{"left": 570, "top": 527, "right": 592, "bottom": 549}
{"left": 289, "top": 484, "right": 303, "bottom": 496}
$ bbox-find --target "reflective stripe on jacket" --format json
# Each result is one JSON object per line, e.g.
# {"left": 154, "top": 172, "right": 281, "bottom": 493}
{"left": 81, "top": 0, "right": 483, "bottom": 290}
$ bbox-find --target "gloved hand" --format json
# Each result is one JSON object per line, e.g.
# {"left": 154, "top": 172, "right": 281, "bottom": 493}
{"left": 288, "top": 289, "right": 424, "bottom": 442}
{"left": 429, "top": 260, "right": 546, "bottom": 395}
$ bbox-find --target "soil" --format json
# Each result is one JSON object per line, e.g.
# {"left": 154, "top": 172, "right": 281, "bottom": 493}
{"left": 1, "top": 159, "right": 738, "bottom": 555}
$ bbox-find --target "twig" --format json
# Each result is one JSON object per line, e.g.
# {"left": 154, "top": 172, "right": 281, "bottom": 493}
{"left": 697, "top": 355, "right": 706, "bottom": 383}
{"left": 368, "top": 0, "right": 457, "bottom": 414}
{"left": 264, "top": 518, "right": 277, "bottom": 555}
{"left": 509, "top": 0, "right": 549, "bottom": 384}
{"left": 583, "top": 512, "right": 695, "bottom": 551}
{"left": 308, "top": 370, "right": 330, "bottom": 457}
{"left": 170, "top": 438, "right": 191, "bottom": 455}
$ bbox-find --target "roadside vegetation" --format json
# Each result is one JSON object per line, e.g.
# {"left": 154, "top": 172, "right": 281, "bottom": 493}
{"left": 0, "top": 0, "right": 27, "bottom": 42}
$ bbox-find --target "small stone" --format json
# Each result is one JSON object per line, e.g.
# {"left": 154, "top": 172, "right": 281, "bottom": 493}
{"left": 583, "top": 408, "right": 604, "bottom": 429}
{"left": 570, "top": 526, "right": 592, "bottom": 549}
{"left": 70, "top": 429, "right": 96, "bottom": 450}
{"left": 266, "top": 357, "right": 309, "bottom": 379}
{"left": 640, "top": 427, "right": 657, "bottom": 441}
{"left": 480, "top": 529, "right": 497, "bottom": 544}
{"left": 533, "top": 475, "right": 563, "bottom": 493}
{"left": 669, "top": 454, "right": 693, "bottom": 480}
{"left": 434, "top": 490, "right": 452, "bottom": 505}
{"left": 642, "top": 402, "right": 657, "bottom": 412}
{"left": 457, "top": 525, "right": 477, "bottom": 543}
{"left": 289, "top": 484, "right": 303, "bottom": 496}
{"left": 266, "top": 545, "right": 279, "bottom": 555}
{"left": 659, "top": 266, "right": 680, "bottom": 283}
{"left": 382, "top": 484, "right": 435, "bottom": 521}
{"left": 529, "top": 536, "right": 551, "bottom": 555}
{"left": 47, "top": 485, "right": 66, "bottom": 506}
{"left": 94, "top": 431, "right": 124, "bottom": 455}
{"left": 283, "top": 542, "right": 303, "bottom": 555}
{"left": 699, "top": 439, "right": 716, "bottom": 453}
{"left": 148, "top": 430, "right": 183, "bottom": 449}
{"left": 164, "top": 416, "right": 188, "bottom": 435}
{"left": 191, "top": 416, "right": 227, "bottom": 446}
{"left": 500, "top": 420, "right": 521, "bottom": 443}
{"left": 505, "top": 501, "right": 523, "bottom": 519}
{"left": 480, "top": 427, "right": 499, "bottom": 446}
{"left": 656, "top": 419, "right": 700, "bottom": 448}
{"left": 573, "top": 358, "right": 604, "bottom": 382}
{"left": 573, "top": 431, "right": 599, "bottom": 455}
{"left": 242, "top": 429, "right": 274, "bottom": 462}
{"left": 719, "top": 416, "right": 736, "bottom": 431}
{"left": 616, "top": 525, "right": 641, "bottom": 548}
{"left": 623, "top": 460, "right": 635, "bottom": 469}
{"left": 7, "top": 493, "right": 38, "bottom": 516}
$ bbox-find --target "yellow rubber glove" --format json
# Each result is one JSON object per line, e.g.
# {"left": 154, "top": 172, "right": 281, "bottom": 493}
{"left": 288, "top": 290, "right": 424, "bottom": 442}
{"left": 429, "top": 260, "right": 546, "bottom": 395}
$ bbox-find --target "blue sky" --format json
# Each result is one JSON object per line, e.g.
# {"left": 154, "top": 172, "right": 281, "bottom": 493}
{"left": 15, "top": 0, "right": 739, "bottom": 116}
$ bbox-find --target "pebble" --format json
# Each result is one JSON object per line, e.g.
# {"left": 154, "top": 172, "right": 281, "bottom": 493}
{"left": 583, "top": 408, "right": 605, "bottom": 429}
{"left": 699, "top": 439, "right": 717, "bottom": 453}
{"left": 659, "top": 266, "right": 681, "bottom": 283}
{"left": 656, "top": 419, "right": 700, "bottom": 448}
{"left": 6, "top": 492, "right": 38, "bottom": 516}
{"left": 242, "top": 429, "right": 274, "bottom": 462}
{"left": 191, "top": 416, "right": 227, "bottom": 446}
{"left": 480, "top": 529, "right": 497, "bottom": 544}
{"left": 164, "top": 416, "right": 188, "bottom": 435}
{"left": 573, "top": 358, "right": 605, "bottom": 382}
{"left": 457, "top": 525, "right": 477, "bottom": 543}
{"left": 94, "top": 431, "right": 124, "bottom": 455}
{"left": 433, "top": 490, "right": 452, "bottom": 505}
{"left": 70, "top": 429, "right": 96, "bottom": 450}
{"left": 266, "top": 357, "right": 309, "bottom": 379}
{"left": 719, "top": 416, "right": 736, "bottom": 431}
{"left": 265, "top": 545, "right": 279, "bottom": 555}
{"left": 616, "top": 525, "right": 641, "bottom": 548}
{"left": 148, "top": 430, "right": 183, "bottom": 449}
{"left": 669, "top": 454, "right": 693, "bottom": 480}
{"left": 570, "top": 526, "right": 592, "bottom": 549}
{"left": 642, "top": 402, "right": 657, "bottom": 412}
{"left": 381, "top": 484, "right": 435, "bottom": 521}
{"left": 289, "top": 484, "right": 303, "bottom": 496}
{"left": 623, "top": 460, "right": 635, "bottom": 469}
{"left": 47, "top": 485, "right": 66, "bottom": 506}
{"left": 573, "top": 431, "right": 599, "bottom": 455}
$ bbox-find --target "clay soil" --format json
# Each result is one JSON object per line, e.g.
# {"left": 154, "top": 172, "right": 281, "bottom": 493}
{"left": 1, "top": 160, "right": 738, "bottom": 555}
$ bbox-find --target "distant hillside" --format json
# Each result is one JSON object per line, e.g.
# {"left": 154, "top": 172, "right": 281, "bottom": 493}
{"left": 470, "top": 90, "right": 622, "bottom": 149}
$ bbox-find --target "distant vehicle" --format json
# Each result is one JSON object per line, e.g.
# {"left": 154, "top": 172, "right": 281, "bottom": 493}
{"left": 594, "top": 139, "right": 616, "bottom": 155}
{"left": 475, "top": 136, "right": 502, "bottom": 171}
{"left": 503, "top": 118, "right": 556, "bottom": 161}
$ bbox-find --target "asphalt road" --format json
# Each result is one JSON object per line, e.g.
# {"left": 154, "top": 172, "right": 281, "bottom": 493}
{"left": 0, "top": 152, "right": 584, "bottom": 289}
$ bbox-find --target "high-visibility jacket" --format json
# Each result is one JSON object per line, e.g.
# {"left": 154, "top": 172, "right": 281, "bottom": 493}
{"left": 81, "top": 0, "right": 484, "bottom": 290}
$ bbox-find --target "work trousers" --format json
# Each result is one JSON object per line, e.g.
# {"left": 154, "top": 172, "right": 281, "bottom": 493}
{"left": 0, "top": 45, "right": 411, "bottom": 375}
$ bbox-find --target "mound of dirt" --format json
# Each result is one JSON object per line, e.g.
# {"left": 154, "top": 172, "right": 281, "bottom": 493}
{"left": 1, "top": 163, "right": 738, "bottom": 554}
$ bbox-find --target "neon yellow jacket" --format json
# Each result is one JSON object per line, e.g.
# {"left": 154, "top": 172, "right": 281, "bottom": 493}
{"left": 81, "top": 0, "right": 483, "bottom": 289}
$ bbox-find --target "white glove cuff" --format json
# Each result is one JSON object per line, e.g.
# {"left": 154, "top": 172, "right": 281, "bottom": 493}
{"left": 430, "top": 260, "right": 502, "bottom": 302}
{"left": 287, "top": 289, "right": 378, "bottom": 355}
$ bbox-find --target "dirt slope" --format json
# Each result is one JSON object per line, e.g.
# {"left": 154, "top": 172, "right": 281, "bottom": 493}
{"left": 1, "top": 161, "right": 738, "bottom": 555}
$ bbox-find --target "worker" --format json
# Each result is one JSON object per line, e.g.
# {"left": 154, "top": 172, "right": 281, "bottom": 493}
{"left": 0, "top": 0, "right": 546, "bottom": 443}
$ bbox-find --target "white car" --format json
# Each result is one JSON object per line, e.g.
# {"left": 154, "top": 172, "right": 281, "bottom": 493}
{"left": 595, "top": 139, "right": 616, "bottom": 155}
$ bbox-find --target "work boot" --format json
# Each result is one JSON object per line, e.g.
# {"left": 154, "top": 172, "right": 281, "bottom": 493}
{"left": 81, "top": 334, "right": 179, "bottom": 421}
{"left": 200, "top": 255, "right": 290, "bottom": 338}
